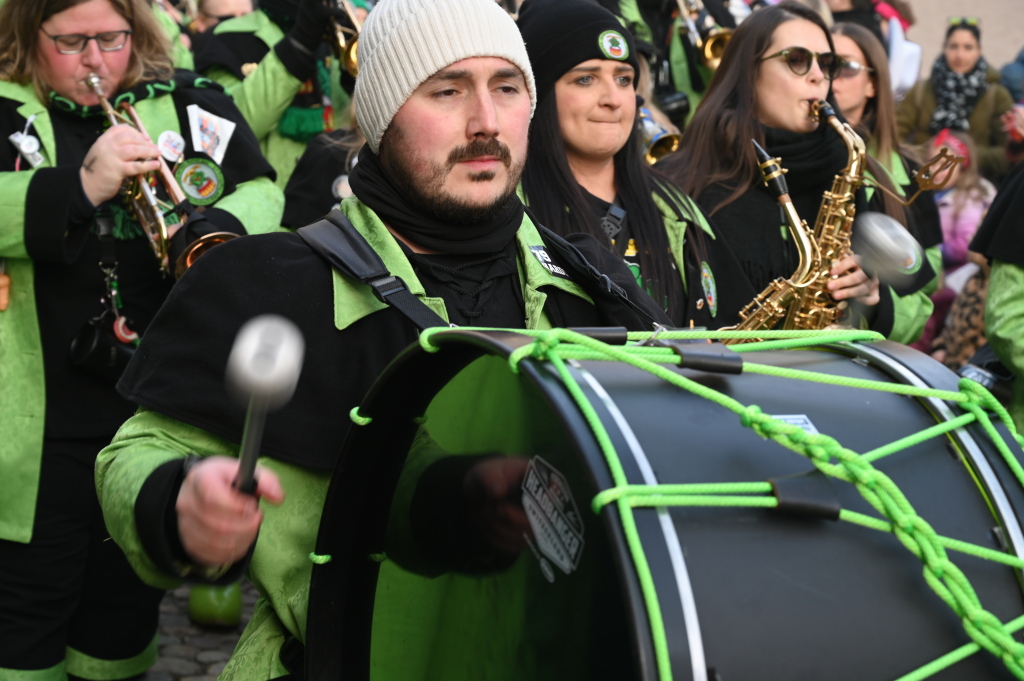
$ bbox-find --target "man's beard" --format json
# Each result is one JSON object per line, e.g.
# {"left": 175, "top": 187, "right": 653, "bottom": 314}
{"left": 379, "top": 126, "right": 525, "bottom": 227}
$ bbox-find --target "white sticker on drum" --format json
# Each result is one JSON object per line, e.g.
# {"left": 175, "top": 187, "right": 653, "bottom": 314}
{"left": 770, "top": 414, "right": 820, "bottom": 435}
{"left": 521, "top": 456, "right": 584, "bottom": 580}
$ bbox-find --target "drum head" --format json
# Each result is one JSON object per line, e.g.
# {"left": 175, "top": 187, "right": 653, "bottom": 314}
{"left": 306, "top": 330, "right": 1024, "bottom": 681}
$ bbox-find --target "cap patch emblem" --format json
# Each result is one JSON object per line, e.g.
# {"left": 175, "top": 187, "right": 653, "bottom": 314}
{"left": 599, "top": 30, "right": 628, "bottom": 60}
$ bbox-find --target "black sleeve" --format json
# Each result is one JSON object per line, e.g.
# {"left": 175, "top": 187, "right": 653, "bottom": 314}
{"left": 553, "top": 229, "right": 672, "bottom": 329}
{"left": 193, "top": 29, "right": 272, "bottom": 80}
{"left": 282, "top": 131, "right": 351, "bottom": 229}
{"left": 24, "top": 166, "right": 94, "bottom": 263}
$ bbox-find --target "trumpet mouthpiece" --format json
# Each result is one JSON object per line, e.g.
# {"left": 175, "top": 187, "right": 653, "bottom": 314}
{"left": 85, "top": 72, "right": 103, "bottom": 94}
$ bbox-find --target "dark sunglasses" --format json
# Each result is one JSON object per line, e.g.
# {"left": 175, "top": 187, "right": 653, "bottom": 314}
{"left": 759, "top": 47, "right": 845, "bottom": 81}
{"left": 836, "top": 59, "right": 874, "bottom": 79}
{"left": 948, "top": 16, "right": 980, "bottom": 26}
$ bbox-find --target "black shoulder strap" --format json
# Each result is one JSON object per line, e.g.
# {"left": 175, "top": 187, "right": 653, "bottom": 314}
{"left": 529, "top": 214, "right": 662, "bottom": 328}
{"left": 296, "top": 209, "right": 449, "bottom": 330}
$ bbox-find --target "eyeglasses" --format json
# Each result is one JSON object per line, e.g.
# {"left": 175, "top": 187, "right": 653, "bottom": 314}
{"left": 758, "top": 47, "right": 845, "bottom": 81}
{"left": 836, "top": 59, "right": 874, "bottom": 79}
{"left": 948, "top": 17, "right": 980, "bottom": 26}
{"left": 40, "top": 28, "right": 132, "bottom": 55}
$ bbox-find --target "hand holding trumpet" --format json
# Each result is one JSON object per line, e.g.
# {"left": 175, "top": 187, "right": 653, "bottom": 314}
{"left": 78, "top": 124, "right": 161, "bottom": 206}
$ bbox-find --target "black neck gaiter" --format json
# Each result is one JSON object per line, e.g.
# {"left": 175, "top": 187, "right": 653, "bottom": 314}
{"left": 348, "top": 145, "right": 524, "bottom": 255}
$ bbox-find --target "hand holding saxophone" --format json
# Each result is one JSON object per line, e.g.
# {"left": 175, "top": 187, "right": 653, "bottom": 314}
{"left": 827, "top": 254, "right": 880, "bottom": 307}
{"left": 79, "top": 124, "right": 161, "bottom": 206}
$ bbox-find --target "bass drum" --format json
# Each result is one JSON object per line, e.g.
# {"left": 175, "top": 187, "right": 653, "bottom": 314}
{"left": 306, "top": 329, "right": 1024, "bottom": 681}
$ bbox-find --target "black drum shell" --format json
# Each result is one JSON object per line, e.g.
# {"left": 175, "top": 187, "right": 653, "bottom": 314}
{"left": 306, "top": 331, "right": 1024, "bottom": 681}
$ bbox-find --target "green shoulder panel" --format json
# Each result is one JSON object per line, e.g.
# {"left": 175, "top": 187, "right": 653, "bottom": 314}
{"left": 213, "top": 9, "right": 284, "bottom": 46}
{"left": 985, "top": 260, "right": 1024, "bottom": 432}
{"left": 0, "top": 86, "right": 55, "bottom": 543}
{"left": 332, "top": 197, "right": 447, "bottom": 331}
{"left": 329, "top": 200, "right": 595, "bottom": 332}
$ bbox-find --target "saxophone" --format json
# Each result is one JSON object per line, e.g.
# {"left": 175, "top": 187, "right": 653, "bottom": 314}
{"left": 722, "top": 100, "right": 865, "bottom": 344}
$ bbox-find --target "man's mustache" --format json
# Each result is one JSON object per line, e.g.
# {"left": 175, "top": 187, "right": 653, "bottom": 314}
{"left": 448, "top": 138, "right": 512, "bottom": 168}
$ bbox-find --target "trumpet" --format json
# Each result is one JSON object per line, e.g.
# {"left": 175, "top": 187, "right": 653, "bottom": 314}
{"left": 639, "top": 107, "right": 680, "bottom": 164}
{"left": 86, "top": 73, "right": 183, "bottom": 274}
{"left": 330, "top": 0, "right": 361, "bottom": 78}
{"left": 86, "top": 73, "right": 237, "bottom": 277}
{"left": 677, "top": 0, "right": 732, "bottom": 70}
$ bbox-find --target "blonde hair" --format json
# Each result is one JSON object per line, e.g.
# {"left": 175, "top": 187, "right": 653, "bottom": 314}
{"left": 0, "top": 0, "right": 174, "bottom": 104}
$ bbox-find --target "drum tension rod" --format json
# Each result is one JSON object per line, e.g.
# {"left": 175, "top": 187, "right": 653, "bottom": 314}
{"left": 768, "top": 470, "right": 842, "bottom": 521}
{"left": 660, "top": 339, "right": 744, "bottom": 374}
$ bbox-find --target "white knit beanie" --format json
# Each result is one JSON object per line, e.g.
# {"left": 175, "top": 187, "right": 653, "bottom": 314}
{"left": 353, "top": 0, "right": 536, "bottom": 154}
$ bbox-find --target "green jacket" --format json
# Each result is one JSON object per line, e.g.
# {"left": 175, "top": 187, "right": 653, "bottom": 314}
{"left": 151, "top": 2, "right": 195, "bottom": 70}
{"left": 95, "top": 198, "right": 598, "bottom": 679}
{"left": 895, "top": 68, "right": 1015, "bottom": 183}
{"left": 0, "top": 78, "right": 284, "bottom": 544}
{"left": 984, "top": 259, "right": 1024, "bottom": 431}
{"left": 202, "top": 11, "right": 352, "bottom": 189}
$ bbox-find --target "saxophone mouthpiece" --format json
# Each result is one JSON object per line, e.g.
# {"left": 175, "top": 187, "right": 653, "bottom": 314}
{"left": 811, "top": 99, "right": 835, "bottom": 121}
{"left": 752, "top": 139, "right": 789, "bottom": 198}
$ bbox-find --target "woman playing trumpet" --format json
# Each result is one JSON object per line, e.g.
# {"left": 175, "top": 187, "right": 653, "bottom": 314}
{"left": 0, "top": 0, "right": 281, "bottom": 676}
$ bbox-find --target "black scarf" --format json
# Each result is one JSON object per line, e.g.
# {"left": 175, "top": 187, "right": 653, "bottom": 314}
{"left": 702, "top": 121, "right": 850, "bottom": 294}
{"left": 348, "top": 146, "right": 524, "bottom": 255}
{"left": 929, "top": 54, "right": 990, "bottom": 134}
{"left": 763, "top": 121, "right": 852, "bottom": 222}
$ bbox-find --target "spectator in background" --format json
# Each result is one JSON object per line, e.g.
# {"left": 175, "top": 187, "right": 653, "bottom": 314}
{"left": 1000, "top": 47, "right": 1024, "bottom": 103}
{"left": 873, "top": 0, "right": 913, "bottom": 33}
{"left": 1003, "top": 104, "right": 1024, "bottom": 166}
{"left": 896, "top": 18, "right": 1014, "bottom": 185}
{"left": 912, "top": 129, "right": 995, "bottom": 353}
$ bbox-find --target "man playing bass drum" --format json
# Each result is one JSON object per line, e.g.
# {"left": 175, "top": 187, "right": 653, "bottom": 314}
{"left": 94, "top": 0, "right": 670, "bottom": 677}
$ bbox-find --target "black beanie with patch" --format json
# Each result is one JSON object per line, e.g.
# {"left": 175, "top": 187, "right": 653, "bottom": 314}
{"left": 516, "top": 0, "right": 641, "bottom": 104}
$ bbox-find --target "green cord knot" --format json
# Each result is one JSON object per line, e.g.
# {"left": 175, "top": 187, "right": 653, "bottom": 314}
{"left": 531, "top": 331, "right": 561, "bottom": 358}
{"left": 309, "top": 552, "right": 332, "bottom": 564}
{"left": 350, "top": 406, "right": 372, "bottom": 426}
{"left": 739, "top": 405, "right": 767, "bottom": 435}
{"left": 959, "top": 377, "right": 1002, "bottom": 412}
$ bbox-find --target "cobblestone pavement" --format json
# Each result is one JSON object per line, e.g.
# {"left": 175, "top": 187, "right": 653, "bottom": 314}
{"left": 142, "top": 581, "right": 257, "bottom": 681}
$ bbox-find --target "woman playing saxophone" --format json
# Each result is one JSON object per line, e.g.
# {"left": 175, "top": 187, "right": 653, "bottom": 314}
{"left": 658, "top": 1, "right": 933, "bottom": 340}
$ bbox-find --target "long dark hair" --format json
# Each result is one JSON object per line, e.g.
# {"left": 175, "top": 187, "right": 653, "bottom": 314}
{"left": 658, "top": 2, "right": 836, "bottom": 215}
{"left": 521, "top": 92, "right": 697, "bottom": 323}
{"left": 830, "top": 21, "right": 908, "bottom": 224}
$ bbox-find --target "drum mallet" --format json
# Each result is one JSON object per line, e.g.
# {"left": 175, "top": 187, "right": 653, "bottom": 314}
{"left": 226, "top": 315, "right": 305, "bottom": 495}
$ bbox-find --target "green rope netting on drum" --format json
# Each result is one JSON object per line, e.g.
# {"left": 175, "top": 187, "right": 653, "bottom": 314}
{"left": 414, "top": 327, "right": 1024, "bottom": 681}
